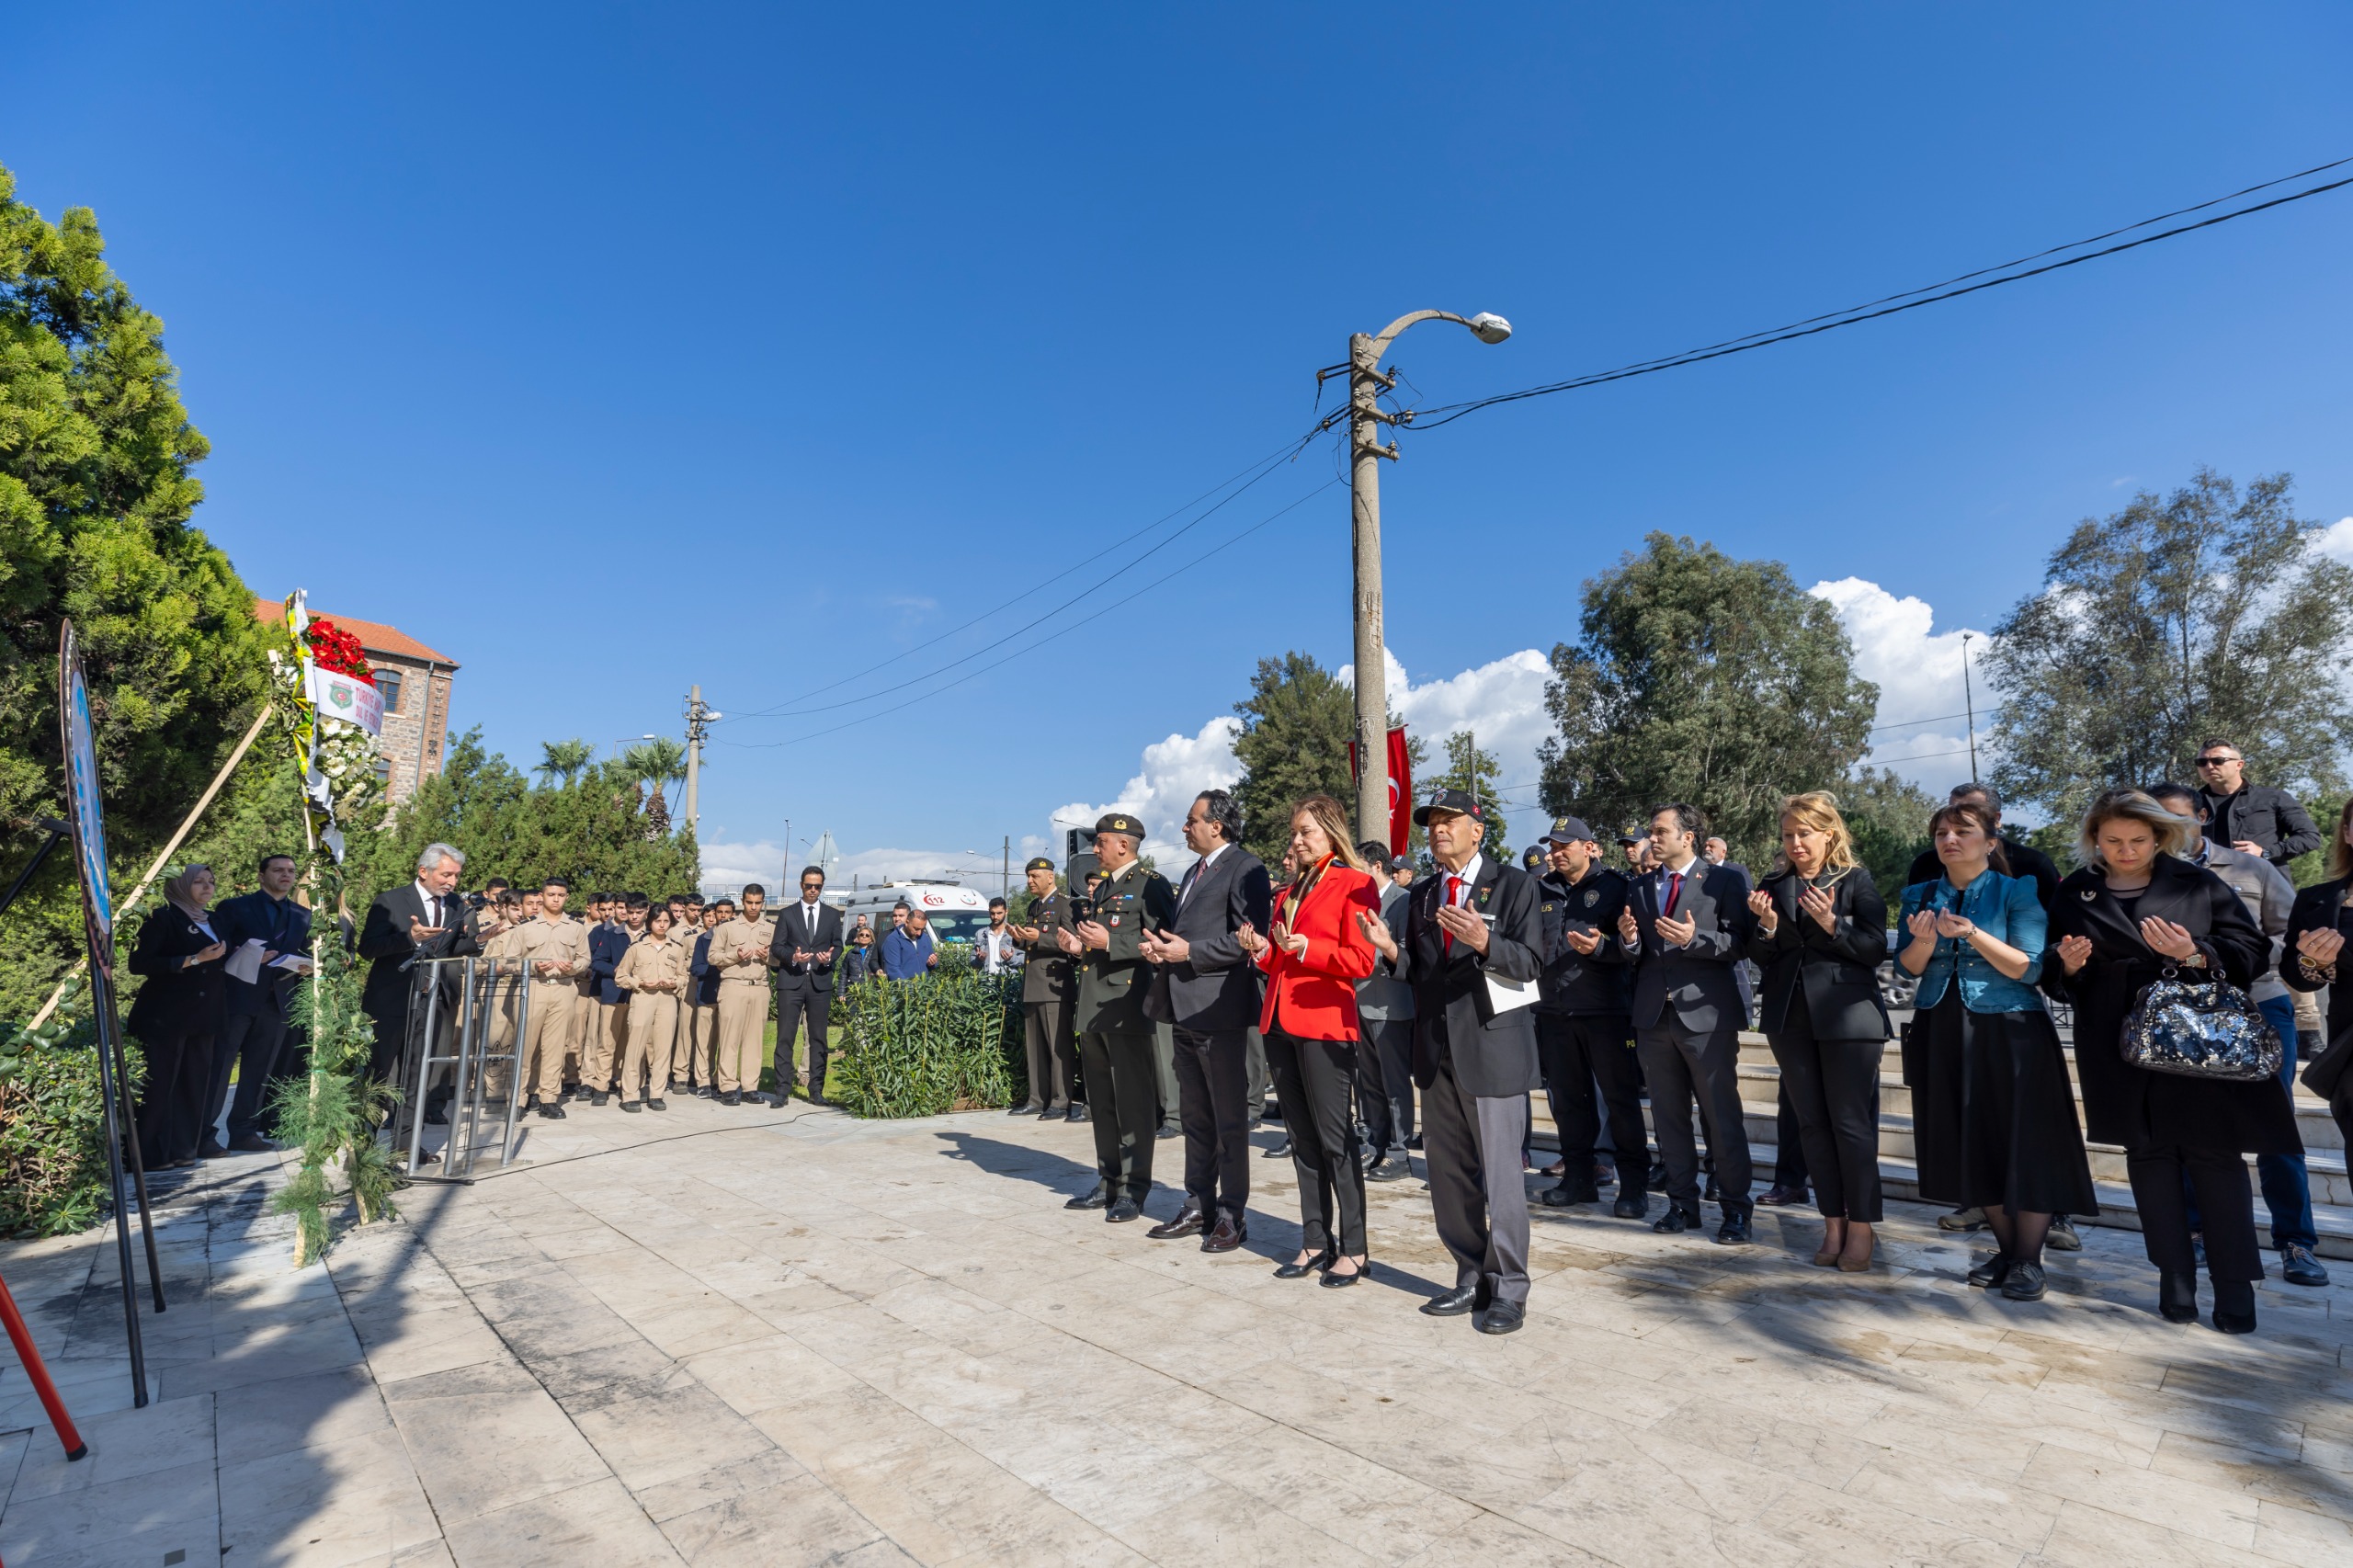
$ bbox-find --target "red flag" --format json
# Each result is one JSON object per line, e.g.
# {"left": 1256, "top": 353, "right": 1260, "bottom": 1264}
{"left": 1347, "top": 725, "right": 1414, "bottom": 858}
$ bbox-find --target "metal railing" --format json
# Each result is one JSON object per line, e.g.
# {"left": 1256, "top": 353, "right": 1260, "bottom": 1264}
{"left": 394, "top": 955, "right": 529, "bottom": 1178}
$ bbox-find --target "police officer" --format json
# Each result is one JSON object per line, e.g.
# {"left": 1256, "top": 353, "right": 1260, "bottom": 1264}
{"left": 1009, "top": 857, "right": 1078, "bottom": 1118}
{"left": 1529, "top": 817, "right": 1646, "bottom": 1216}
{"left": 1057, "top": 813, "right": 1176, "bottom": 1221}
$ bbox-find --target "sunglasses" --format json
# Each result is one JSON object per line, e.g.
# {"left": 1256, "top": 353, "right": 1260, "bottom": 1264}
{"left": 2193, "top": 756, "right": 2237, "bottom": 767}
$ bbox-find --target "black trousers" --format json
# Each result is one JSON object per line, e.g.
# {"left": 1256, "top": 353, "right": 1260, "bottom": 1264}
{"left": 1356, "top": 1013, "right": 1415, "bottom": 1150}
{"left": 1773, "top": 1087, "right": 1808, "bottom": 1187}
{"left": 209, "top": 1008, "right": 291, "bottom": 1144}
{"left": 1768, "top": 1005, "right": 1884, "bottom": 1221}
{"left": 1245, "top": 1026, "right": 1269, "bottom": 1122}
{"left": 1536, "top": 1012, "right": 1643, "bottom": 1172}
{"left": 777, "top": 983, "right": 830, "bottom": 1091}
{"left": 1267, "top": 1031, "right": 1368, "bottom": 1256}
{"left": 1636, "top": 1019, "right": 1750, "bottom": 1212}
{"left": 2129, "top": 1143, "right": 2261, "bottom": 1283}
{"left": 133, "top": 1025, "right": 217, "bottom": 1165}
{"left": 1022, "top": 995, "right": 1075, "bottom": 1109}
{"left": 1172, "top": 1026, "right": 1250, "bottom": 1220}
{"left": 1076, "top": 1028, "right": 1158, "bottom": 1200}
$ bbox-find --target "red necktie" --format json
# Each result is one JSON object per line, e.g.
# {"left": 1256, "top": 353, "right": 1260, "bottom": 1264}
{"left": 1664, "top": 870, "right": 1683, "bottom": 917}
{"left": 1443, "top": 874, "right": 1463, "bottom": 953}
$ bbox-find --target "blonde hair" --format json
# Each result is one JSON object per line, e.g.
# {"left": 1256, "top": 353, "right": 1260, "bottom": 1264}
{"left": 164, "top": 863, "right": 216, "bottom": 917}
{"left": 1290, "top": 795, "right": 1370, "bottom": 872}
{"left": 2077, "top": 787, "right": 2198, "bottom": 869}
{"left": 1777, "top": 791, "right": 1856, "bottom": 875}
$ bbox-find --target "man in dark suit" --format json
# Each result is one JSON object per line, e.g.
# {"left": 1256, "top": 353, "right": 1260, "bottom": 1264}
{"left": 206, "top": 851, "right": 314, "bottom": 1153}
{"left": 1009, "top": 858, "right": 1079, "bottom": 1118}
{"left": 1360, "top": 788, "right": 1544, "bottom": 1335}
{"left": 1140, "top": 790, "right": 1273, "bottom": 1252}
{"left": 1530, "top": 818, "right": 1642, "bottom": 1215}
{"left": 357, "top": 842, "right": 477, "bottom": 1093}
{"left": 769, "top": 865, "right": 846, "bottom": 1105}
{"left": 1616, "top": 802, "right": 1756, "bottom": 1244}
{"left": 1057, "top": 812, "right": 1177, "bottom": 1223}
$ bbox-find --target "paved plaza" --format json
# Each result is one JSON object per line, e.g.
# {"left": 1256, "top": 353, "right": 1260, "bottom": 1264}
{"left": 2, "top": 1094, "right": 2350, "bottom": 1567}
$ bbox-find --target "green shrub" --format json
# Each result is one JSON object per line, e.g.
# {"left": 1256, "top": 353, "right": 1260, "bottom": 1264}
{"left": 831, "top": 952, "right": 1023, "bottom": 1118}
{"left": 0, "top": 994, "right": 144, "bottom": 1240}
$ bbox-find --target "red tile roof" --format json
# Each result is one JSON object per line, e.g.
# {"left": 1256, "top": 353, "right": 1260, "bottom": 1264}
{"left": 253, "top": 597, "right": 460, "bottom": 667}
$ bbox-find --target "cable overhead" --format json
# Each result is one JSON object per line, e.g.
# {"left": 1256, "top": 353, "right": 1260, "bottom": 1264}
{"left": 1399, "top": 159, "right": 2353, "bottom": 432}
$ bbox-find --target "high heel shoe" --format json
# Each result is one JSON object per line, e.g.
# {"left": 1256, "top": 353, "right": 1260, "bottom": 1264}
{"left": 1812, "top": 1221, "right": 1847, "bottom": 1267}
{"left": 1273, "top": 1247, "right": 1336, "bottom": 1280}
{"left": 2211, "top": 1278, "right": 2256, "bottom": 1335}
{"left": 2157, "top": 1269, "right": 2199, "bottom": 1324}
{"left": 1836, "top": 1224, "right": 1876, "bottom": 1274}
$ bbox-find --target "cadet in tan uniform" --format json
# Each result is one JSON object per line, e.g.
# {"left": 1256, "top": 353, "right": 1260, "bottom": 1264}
{"left": 480, "top": 891, "right": 529, "bottom": 1097}
{"left": 681, "top": 900, "right": 728, "bottom": 1095}
{"left": 566, "top": 892, "right": 610, "bottom": 1098}
{"left": 706, "top": 885, "right": 778, "bottom": 1106}
{"left": 664, "top": 895, "right": 699, "bottom": 1096}
{"left": 515, "top": 879, "right": 591, "bottom": 1118}
{"left": 615, "top": 906, "right": 686, "bottom": 1110}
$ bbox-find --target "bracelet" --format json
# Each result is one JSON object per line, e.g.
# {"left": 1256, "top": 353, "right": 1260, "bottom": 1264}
{"left": 2302, "top": 953, "right": 2339, "bottom": 983}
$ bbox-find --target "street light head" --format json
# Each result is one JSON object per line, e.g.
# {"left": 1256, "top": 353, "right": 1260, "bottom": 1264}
{"left": 1467, "top": 312, "right": 1512, "bottom": 346}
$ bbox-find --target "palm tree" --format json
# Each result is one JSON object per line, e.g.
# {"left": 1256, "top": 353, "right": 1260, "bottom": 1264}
{"left": 621, "top": 737, "right": 688, "bottom": 837}
{"left": 535, "top": 738, "right": 595, "bottom": 788}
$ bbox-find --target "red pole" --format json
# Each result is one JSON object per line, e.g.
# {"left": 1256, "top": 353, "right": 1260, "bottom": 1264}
{"left": 0, "top": 1269, "right": 86, "bottom": 1460}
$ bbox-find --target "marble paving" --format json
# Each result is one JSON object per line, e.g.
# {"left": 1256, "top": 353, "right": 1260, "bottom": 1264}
{"left": 3, "top": 1093, "right": 2351, "bottom": 1566}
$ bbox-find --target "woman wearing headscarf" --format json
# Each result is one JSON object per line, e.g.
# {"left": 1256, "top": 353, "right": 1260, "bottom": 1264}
{"left": 127, "top": 864, "right": 231, "bottom": 1168}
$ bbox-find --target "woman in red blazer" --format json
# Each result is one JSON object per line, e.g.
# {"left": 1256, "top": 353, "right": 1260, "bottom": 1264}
{"left": 1243, "top": 794, "right": 1382, "bottom": 1286}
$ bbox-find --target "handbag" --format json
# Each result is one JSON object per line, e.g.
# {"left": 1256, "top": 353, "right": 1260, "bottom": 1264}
{"left": 2120, "top": 967, "right": 2282, "bottom": 1082}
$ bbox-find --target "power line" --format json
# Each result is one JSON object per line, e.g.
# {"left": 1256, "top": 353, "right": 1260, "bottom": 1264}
{"left": 1869, "top": 710, "right": 1971, "bottom": 733}
{"left": 1399, "top": 158, "right": 2353, "bottom": 432}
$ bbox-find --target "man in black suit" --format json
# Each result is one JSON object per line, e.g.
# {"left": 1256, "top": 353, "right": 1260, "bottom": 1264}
{"left": 358, "top": 842, "right": 477, "bottom": 1090}
{"left": 1616, "top": 802, "right": 1756, "bottom": 1244}
{"left": 206, "top": 851, "right": 314, "bottom": 1153}
{"left": 1140, "top": 790, "right": 1273, "bottom": 1252}
{"left": 1360, "top": 788, "right": 1545, "bottom": 1335}
{"left": 769, "top": 865, "right": 845, "bottom": 1105}
{"left": 1530, "top": 818, "right": 1643, "bottom": 1215}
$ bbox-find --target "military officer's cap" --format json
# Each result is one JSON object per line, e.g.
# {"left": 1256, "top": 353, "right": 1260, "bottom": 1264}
{"left": 1024, "top": 856, "right": 1056, "bottom": 873}
{"left": 1542, "top": 815, "right": 1597, "bottom": 846}
{"left": 1093, "top": 812, "right": 1146, "bottom": 839}
{"left": 1411, "top": 788, "right": 1486, "bottom": 826}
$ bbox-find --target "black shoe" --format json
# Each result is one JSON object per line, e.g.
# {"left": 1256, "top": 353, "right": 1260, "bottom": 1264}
{"left": 1366, "top": 1154, "right": 1411, "bottom": 1183}
{"left": 590, "top": 1090, "right": 610, "bottom": 1108}
{"left": 620, "top": 1099, "right": 642, "bottom": 1114}
{"left": 1010, "top": 1102, "right": 1044, "bottom": 1117}
{"left": 1702, "top": 1178, "right": 1722, "bottom": 1204}
{"left": 1064, "top": 1186, "right": 1111, "bottom": 1211}
{"left": 1651, "top": 1207, "right": 1699, "bottom": 1234}
{"left": 722, "top": 1090, "right": 742, "bottom": 1107}
{"left": 226, "top": 1132, "right": 279, "bottom": 1153}
{"left": 1041, "top": 1103, "right": 1068, "bottom": 1119}
{"left": 1756, "top": 1183, "right": 1807, "bottom": 1207}
{"left": 1320, "top": 1259, "right": 1370, "bottom": 1289}
{"left": 1612, "top": 1193, "right": 1650, "bottom": 1221}
{"left": 424, "top": 1104, "right": 450, "bottom": 1127}
{"left": 806, "top": 1093, "right": 832, "bottom": 1108}
{"left": 1155, "top": 1122, "right": 1179, "bottom": 1141}
{"left": 1966, "top": 1251, "right": 2013, "bottom": 1289}
{"left": 2045, "top": 1214, "right": 2083, "bottom": 1251}
{"left": 695, "top": 1086, "right": 717, "bottom": 1099}
{"left": 1245, "top": 1115, "right": 1265, "bottom": 1131}
{"left": 2157, "top": 1269, "right": 2199, "bottom": 1323}
{"left": 1540, "top": 1180, "right": 1600, "bottom": 1209}
{"left": 646, "top": 1098, "right": 666, "bottom": 1111}
{"left": 1201, "top": 1213, "right": 1245, "bottom": 1253}
{"left": 1474, "top": 1301, "right": 1526, "bottom": 1335}
{"left": 2279, "top": 1244, "right": 2330, "bottom": 1287}
{"left": 1713, "top": 1208, "right": 1753, "bottom": 1246}
{"left": 2000, "top": 1261, "right": 2047, "bottom": 1301}
{"left": 1646, "top": 1162, "right": 1670, "bottom": 1192}
{"left": 1146, "top": 1210, "right": 1206, "bottom": 1240}
{"left": 1066, "top": 1104, "right": 1090, "bottom": 1123}
{"left": 1275, "top": 1248, "right": 1337, "bottom": 1280}
{"left": 538, "top": 1103, "right": 566, "bottom": 1120}
{"left": 2211, "top": 1278, "right": 2256, "bottom": 1335}
{"left": 1420, "top": 1284, "right": 1480, "bottom": 1316}
{"left": 1403, "top": 1134, "right": 1423, "bottom": 1152}
{"left": 197, "top": 1140, "right": 231, "bottom": 1160}
{"left": 1106, "top": 1197, "right": 1142, "bottom": 1223}
{"left": 1263, "top": 1139, "right": 1292, "bottom": 1160}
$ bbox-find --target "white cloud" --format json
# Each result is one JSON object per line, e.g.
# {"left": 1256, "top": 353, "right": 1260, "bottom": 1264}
{"left": 1048, "top": 716, "right": 1245, "bottom": 869}
{"left": 1343, "top": 646, "right": 1557, "bottom": 848}
{"left": 1809, "top": 577, "right": 1987, "bottom": 796}
{"left": 2316, "top": 516, "right": 2353, "bottom": 566}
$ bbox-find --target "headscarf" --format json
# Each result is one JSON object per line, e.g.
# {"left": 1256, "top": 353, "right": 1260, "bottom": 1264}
{"left": 164, "top": 863, "right": 216, "bottom": 921}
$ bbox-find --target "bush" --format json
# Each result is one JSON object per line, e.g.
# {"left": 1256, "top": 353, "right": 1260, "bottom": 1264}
{"left": 0, "top": 999, "right": 142, "bottom": 1239}
{"left": 831, "top": 953, "right": 1023, "bottom": 1118}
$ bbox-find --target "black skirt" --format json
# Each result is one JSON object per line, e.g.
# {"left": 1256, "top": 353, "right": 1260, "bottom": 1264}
{"left": 1912, "top": 991, "right": 2097, "bottom": 1217}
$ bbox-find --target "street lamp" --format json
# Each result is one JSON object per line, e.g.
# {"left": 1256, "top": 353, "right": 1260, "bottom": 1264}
{"left": 1345, "top": 310, "right": 1511, "bottom": 844}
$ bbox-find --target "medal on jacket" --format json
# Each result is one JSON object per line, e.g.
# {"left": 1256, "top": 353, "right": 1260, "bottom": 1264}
{"left": 1583, "top": 889, "right": 1598, "bottom": 907}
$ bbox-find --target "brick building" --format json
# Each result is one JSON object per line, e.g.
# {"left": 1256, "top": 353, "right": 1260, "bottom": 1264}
{"left": 255, "top": 598, "right": 460, "bottom": 805}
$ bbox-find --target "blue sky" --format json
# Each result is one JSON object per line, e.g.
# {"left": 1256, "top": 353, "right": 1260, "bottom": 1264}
{"left": 8, "top": 4, "right": 2350, "bottom": 888}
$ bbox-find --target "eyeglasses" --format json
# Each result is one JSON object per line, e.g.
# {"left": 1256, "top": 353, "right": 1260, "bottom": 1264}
{"left": 2193, "top": 756, "right": 2238, "bottom": 767}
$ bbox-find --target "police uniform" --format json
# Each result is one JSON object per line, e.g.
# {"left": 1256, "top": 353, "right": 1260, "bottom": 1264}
{"left": 1014, "top": 857, "right": 1079, "bottom": 1115}
{"left": 615, "top": 931, "right": 685, "bottom": 1107}
{"left": 1529, "top": 817, "right": 1643, "bottom": 1213}
{"left": 513, "top": 911, "right": 590, "bottom": 1110}
{"left": 706, "top": 909, "right": 777, "bottom": 1100}
{"left": 1066, "top": 815, "right": 1177, "bottom": 1216}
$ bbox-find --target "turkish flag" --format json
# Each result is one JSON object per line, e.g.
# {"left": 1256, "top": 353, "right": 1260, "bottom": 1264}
{"left": 1347, "top": 726, "right": 1414, "bottom": 858}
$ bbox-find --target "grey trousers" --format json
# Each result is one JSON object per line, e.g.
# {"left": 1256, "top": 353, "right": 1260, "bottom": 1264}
{"left": 1423, "top": 1046, "right": 1531, "bottom": 1306}
{"left": 1153, "top": 1021, "right": 1180, "bottom": 1129}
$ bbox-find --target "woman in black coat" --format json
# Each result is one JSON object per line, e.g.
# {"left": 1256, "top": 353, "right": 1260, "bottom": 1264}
{"left": 2050, "top": 790, "right": 2290, "bottom": 1334}
{"left": 126, "top": 864, "right": 230, "bottom": 1167}
{"left": 1743, "top": 792, "right": 1890, "bottom": 1270}
{"left": 2282, "top": 795, "right": 2352, "bottom": 1141}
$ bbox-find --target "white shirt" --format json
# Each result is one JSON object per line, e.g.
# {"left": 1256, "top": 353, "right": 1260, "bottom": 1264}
{"left": 1435, "top": 854, "right": 1483, "bottom": 905}
{"left": 796, "top": 897, "right": 824, "bottom": 933}
{"left": 414, "top": 880, "right": 450, "bottom": 928}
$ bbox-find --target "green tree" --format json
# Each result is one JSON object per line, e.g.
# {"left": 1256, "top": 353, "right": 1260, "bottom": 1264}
{"left": 1536, "top": 533, "right": 1877, "bottom": 873}
{"left": 1229, "top": 652, "right": 1423, "bottom": 867}
{"left": 620, "top": 736, "right": 688, "bottom": 837}
{"left": 535, "top": 738, "right": 594, "bottom": 787}
{"left": 1438, "top": 729, "right": 1510, "bottom": 862}
{"left": 0, "top": 165, "right": 271, "bottom": 1017}
{"left": 1983, "top": 469, "right": 2353, "bottom": 837}
{"left": 1836, "top": 765, "right": 1939, "bottom": 910}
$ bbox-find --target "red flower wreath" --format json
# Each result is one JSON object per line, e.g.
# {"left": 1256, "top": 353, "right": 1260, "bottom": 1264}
{"left": 304, "top": 619, "right": 377, "bottom": 686}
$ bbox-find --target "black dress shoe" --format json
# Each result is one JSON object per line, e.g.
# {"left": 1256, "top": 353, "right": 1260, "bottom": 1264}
{"left": 1367, "top": 1154, "right": 1411, "bottom": 1183}
{"left": 1106, "top": 1197, "right": 1142, "bottom": 1223}
{"left": 197, "top": 1140, "right": 230, "bottom": 1160}
{"left": 1540, "top": 1180, "right": 1600, "bottom": 1209}
{"left": 590, "top": 1090, "right": 610, "bottom": 1108}
{"left": 1645, "top": 1162, "right": 1670, "bottom": 1192}
{"left": 1420, "top": 1283, "right": 1481, "bottom": 1316}
{"left": 1320, "top": 1259, "right": 1370, "bottom": 1289}
{"left": 1010, "top": 1101, "right": 1044, "bottom": 1117}
{"left": 1652, "top": 1207, "right": 1699, "bottom": 1234}
{"left": 1756, "top": 1183, "right": 1808, "bottom": 1207}
{"left": 2211, "top": 1278, "right": 2256, "bottom": 1335}
{"left": 1404, "top": 1134, "right": 1423, "bottom": 1152}
{"left": 807, "top": 1093, "right": 833, "bottom": 1108}
{"left": 1714, "top": 1208, "right": 1753, "bottom": 1246}
{"left": 1263, "top": 1139, "right": 1293, "bottom": 1160}
{"left": 1040, "top": 1103, "right": 1067, "bottom": 1119}
{"left": 2157, "top": 1269, "right": 2199, "bottom": 1322}
{"left": 227, "top": 1133, "right": 278, "bottom": 1153}
{"left": 1064, "top": 1186, "right": 1111, "bottom": 1210}
{"left": 538, "top": 1103, "right": 566, "bottom": 1119}
{"left": 1147, "top": 1209, "right": 1206, "bottom": 1240}
{"left": 1155, "top": 1122, "right": 1179, "bottom": 1141}
{"left": 2279, "top": 1244, "right": 2330, "bottom": 1287}
{"left": 1201, "top": 1213, "right": 1245, "bottom": 1253}
{"left": 1475, "top": 1301, "right": 1526, "bottom": 1335}
{"left": 1612, "top": 1193, "right": 1650, "bottom": 1221}
{"left": 2000, "top": 1261, "right": 2047, "bottom": 1301}
{"left": 1066, "top": 1104, "right": 1090, "bottom": 1123}
{"left": 1966, "top": 1251, "right": 2014, "bottom": 1289}
{"left": 1275, "top": 1248, "right": 1337, "bottom": 1280}
{"left": 620, "top": 1099, "right": 643, "bottom": 1114}
{"left": 722, "top": 1090, "right": 742, "bottom": 1107}
{"left": 646, "top": 1098, "right": 666, "bottom": 1111}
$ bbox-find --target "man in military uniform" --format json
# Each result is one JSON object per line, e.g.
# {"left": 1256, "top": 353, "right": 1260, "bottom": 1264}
{"left": 1009, "top": 857, "right": 1078, "bottom": 1118}
{"left": 1056, "top": 813, "right": 1176, "bottom": 1221}
{"left": 1530, "top": 817, "right": 1644, "bottom": 1216}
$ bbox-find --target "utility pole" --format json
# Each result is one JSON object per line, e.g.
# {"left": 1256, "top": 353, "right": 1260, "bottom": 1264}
{"left": 1338, "top": 310, "right": 1512, "bottom": 845}
{"left": 1002, "top": 835, "right": 1010, "bottom": 900}
{"left": 1961, "top": 632, "right": 1980, "bottom": 783}
{"left": 683, "top": 686, "right": 719, "bottom": 831}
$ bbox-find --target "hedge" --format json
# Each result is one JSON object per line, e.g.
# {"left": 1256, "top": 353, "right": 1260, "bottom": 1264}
{"left": 0, "top": 998, "right": 142, "bottom": 1239}
{"left": 830, "top": 951, "right": 1024, "bottom": 1117}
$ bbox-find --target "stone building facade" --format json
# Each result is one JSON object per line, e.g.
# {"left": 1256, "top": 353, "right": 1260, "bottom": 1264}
{"left": 255, "top": 598, "right": 460, "bottom": 804}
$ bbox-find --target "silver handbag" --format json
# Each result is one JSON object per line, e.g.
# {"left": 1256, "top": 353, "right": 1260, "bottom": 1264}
{"left": 2121, "top": 969, "right": 2282, "bottom": 1082}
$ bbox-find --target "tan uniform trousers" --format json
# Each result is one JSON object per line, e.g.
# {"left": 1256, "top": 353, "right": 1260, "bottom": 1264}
{"left": 715, "top": 982, "right": 768, "bottom": 1094}
{"left": 483, "top": 974, "right": 524, "bottom": 1098}
{"left": 585, "top": 999, "right": 629, "bottom": 1092}
{"left": 522, "top": 983, "right": 577, "bottom": 1103}
{"left": 682, "top": 1003, "right": 717, "bottom": 1088}
{"left": 567, "top": 984, "right": 594, "bottom": 1086}
{"left": 621, "top": 994, "right": 679, "bottom": 1101}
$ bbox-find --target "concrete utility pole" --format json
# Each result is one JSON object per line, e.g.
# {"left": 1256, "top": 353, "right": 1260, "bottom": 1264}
{"left": 1344, "top": 310, "right": 1512, "bottom": 845}
{"left": 683, "top": 686, "right": 719, "bottom": 830}
{"left": 1961, "top": 633, "right": 1980, "bottom": 783}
